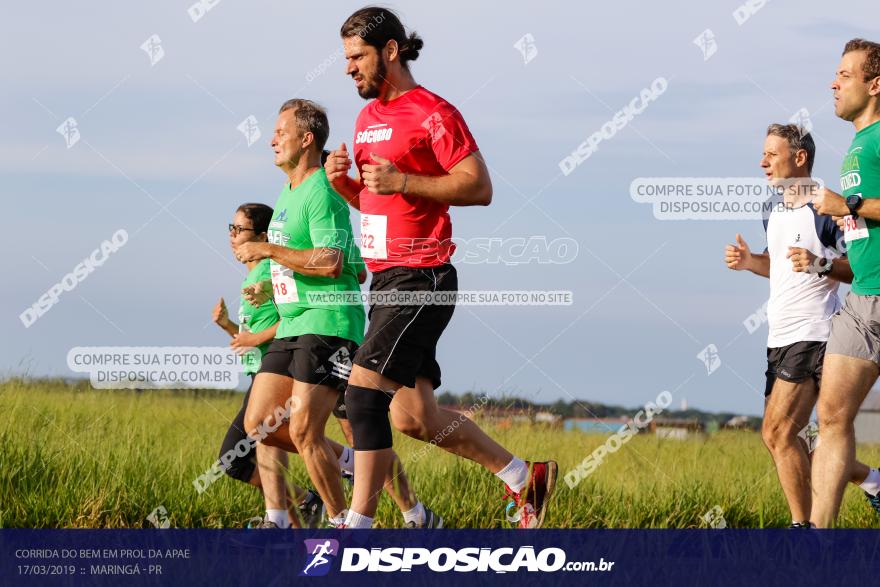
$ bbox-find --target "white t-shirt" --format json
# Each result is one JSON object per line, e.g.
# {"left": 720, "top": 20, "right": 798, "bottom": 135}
{"left": 764, "top": 203, "right": 844, "bottom": 348}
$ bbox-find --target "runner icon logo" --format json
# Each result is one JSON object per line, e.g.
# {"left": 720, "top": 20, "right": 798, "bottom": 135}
{"left": 697, "top": 344, "right": 721, "bottom": 375}
{"left": 513, "top": 33, "right": 538, "bottom": 65}
{"left": 140, "top": 34, "right": 164, "bottom": 66}
{"left": 301, "top": 539, "right": 339, "bottom": 577}
{"left": 56, "top": 117, "right": 80, "bottom": 149}
{"left": 693, "top": 29, "right": 717, "bottom": 62}
{"left": 237, "top": 115, "right": 261, "bottom": 147}
{"left": 421, "top": 112, "right": 447, "bottom": 143}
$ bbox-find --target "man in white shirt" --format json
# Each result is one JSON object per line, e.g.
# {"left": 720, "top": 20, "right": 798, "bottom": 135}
{"left": 725, "top": 123, "right": 880, "bottom": 527}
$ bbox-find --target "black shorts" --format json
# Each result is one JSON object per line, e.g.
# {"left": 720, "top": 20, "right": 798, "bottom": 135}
{"left": 354, "top": 263, "right": 457, "bottom": 389}
{"left": 218, "top": 376, "right": 257, "bottom": 483}
{"left": 258, "top": 334, "right": 354, "bottom": 418}
{"left": 764, "top": 340, "right": 826, "bottom": 397}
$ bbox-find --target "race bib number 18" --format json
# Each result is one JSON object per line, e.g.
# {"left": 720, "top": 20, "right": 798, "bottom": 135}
{"left": 843, "top": 214, "right": 869, "bottom": 243}
{"left": 360, "top": 214, "right": 388, "bottom": 260}
{"left": 270, "top": 261, "right": 298, "bottom": 303}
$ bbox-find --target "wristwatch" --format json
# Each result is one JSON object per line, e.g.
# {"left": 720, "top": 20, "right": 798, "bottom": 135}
{"left": 846, "top": 194, "right": 864, "bottom": 217}
{"left": 816, "top": 257, "right": 833, "bottom": 276}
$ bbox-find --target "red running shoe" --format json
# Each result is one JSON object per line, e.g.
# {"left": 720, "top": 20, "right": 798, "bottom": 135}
{"left": 504, "top": 461, "right": 558, "bottom": 529}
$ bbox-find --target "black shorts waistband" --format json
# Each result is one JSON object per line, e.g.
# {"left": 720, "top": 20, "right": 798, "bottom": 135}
{"left": 370, "top": 263, "right": 455, "bottom": 290}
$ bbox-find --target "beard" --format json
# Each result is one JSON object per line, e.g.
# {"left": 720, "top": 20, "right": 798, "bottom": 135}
{"left": 356, "top": 59, "right": 386, "bottom": 100}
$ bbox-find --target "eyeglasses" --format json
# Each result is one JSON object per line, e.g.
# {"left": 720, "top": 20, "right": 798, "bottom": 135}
{"left": 228, "top": 224, "right": 256, "bottom": 236}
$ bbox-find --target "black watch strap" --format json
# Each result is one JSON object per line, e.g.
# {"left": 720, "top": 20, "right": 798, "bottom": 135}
{"left": 846, "top": 195, "right": 864, "bottom": 217}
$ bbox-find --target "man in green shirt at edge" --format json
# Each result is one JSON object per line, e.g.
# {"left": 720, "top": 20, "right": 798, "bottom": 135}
{"left": 811, "top": 38, "right": 880, "bottom": 527}
{"left": 236, "top": 99, "right": 436, "bottom": 528}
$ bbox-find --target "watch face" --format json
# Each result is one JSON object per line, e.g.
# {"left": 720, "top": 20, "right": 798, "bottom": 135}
{"left": 847, "top": 195, "right": 862, "bottom": 207}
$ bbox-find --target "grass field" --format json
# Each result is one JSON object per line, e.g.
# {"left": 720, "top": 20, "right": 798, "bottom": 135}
{"left": 2, "top": 379, "right": 879, "bottom": 529}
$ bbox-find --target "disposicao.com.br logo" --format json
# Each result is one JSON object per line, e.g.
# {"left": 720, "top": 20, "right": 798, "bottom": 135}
{"left": 301, "top": 542, "right": 614, "bottom": 575}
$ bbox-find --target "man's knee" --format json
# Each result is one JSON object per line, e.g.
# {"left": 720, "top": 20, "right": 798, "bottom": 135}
{"left": 348, "top": 365, "right": 400, "bottom": 392}
{"left": 816, "top": 395, "right": 855, "bottom": 432}
{"left": 243, "top": 406, "right": 262, "bottom": 434}
{"left": 761, "top": 417, "right": 797, "bottom": 453}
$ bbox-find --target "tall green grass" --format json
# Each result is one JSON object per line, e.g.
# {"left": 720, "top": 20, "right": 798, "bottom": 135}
{"left": 2, "top": 379, "right": 878, "bottom": 528}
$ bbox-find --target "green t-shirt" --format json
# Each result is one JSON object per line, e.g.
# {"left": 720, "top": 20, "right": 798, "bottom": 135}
{"left": 239, "top": 259, "right": 278, "bottom": 375}
{"left": 267, "top": 168, "right": 366, "bottom": 343}
{"left": 842, "top": 119, "right": 880, "bottom": 295}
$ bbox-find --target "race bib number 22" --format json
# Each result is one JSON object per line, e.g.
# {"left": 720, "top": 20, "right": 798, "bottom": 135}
{"left": 360, "top": 214, "right": 388, "bottom": 260}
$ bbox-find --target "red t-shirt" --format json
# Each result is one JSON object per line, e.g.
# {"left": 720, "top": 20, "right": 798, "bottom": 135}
{"left": 353, "top": 86, "right": 478, "bottom": 272}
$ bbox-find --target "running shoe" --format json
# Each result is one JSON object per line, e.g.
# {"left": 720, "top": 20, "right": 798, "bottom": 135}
{"left": 253, "top": 520, "right": 281, "bottom": 529}
{"left": 299, "top": 490, "right": 326, "bottom": 528}
{"left": 865, "top": 491, "right": 880, "bottom": 517}
{"left": 503, "top": 461, "right": 557, "bottom": 529}
{"left": 405, "top": 505, "right": 443, "bottom": 528}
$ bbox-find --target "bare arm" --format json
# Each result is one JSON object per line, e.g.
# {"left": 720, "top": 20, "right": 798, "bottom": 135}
{"left": 235, "top": 242, "right": 342, "bottom": 279}
{"left": 221, "top": 322, "right": 238, "bottom": 337}
{"left": 362, "top": 151, "right": 492, "bottom": 207}
{"left": 212, "top": 297, "right": 239, "bottom": 337}
{"left": 828, "top": 256, "right": 854, "bottom": 284}
{"left": 231, "top": 322, "right": 279, "bottom": 351}
{"left": 789, "top": 248, "right": 854, "bottom": 284}
{"left": 217, "top": 320, "right": 238, "bottom": 337}
{"left": 400, "top": 152, "right": 492, "bottom": 206}
{"left": 330, "top": 175, "right": 363, "bottom": 211}
{"left": 746, "top": 253, "right": 770, "bottom": 278}
{"left": 324, "top": 142, "right": 362, "bottom": 210}
{"left": 725, "top": 234, "right": 768, "bottom": 278}
{"left": 854, "top": 198, "right": 880, "bottom": 222}
{"left": 815, "top": 188, "right": 880, "bottom": 221}
{"left": 266, "top": 244, "right": 343, "bottom": 279}
{"left": 249, "top": 322, "right": 279, "bottom": 346}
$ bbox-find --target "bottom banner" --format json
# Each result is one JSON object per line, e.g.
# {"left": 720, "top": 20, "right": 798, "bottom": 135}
{"left": 2, "top": 529, "right": 878, "bottom": 586}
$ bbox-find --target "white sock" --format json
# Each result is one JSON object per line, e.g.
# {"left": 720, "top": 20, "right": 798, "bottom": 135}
{"left": 402, "top": 502, "right": 426, "bottom": 526}
{"left": 338, "top": 446, "right": 355, "bottom": 476}
{"left": 265, "top": 509, "right": 290, "bottom": 529}
{"left": 859, "top": 467, "right": 880, "bottom": 496}
{"left": 496, "top": 457, "right": 528, "bottom": 493}
{"left": 329, "top": 510, "right": 348, "bottom": 527}
{"left": 344, "top": 510, "right": 373, "bottom": 529}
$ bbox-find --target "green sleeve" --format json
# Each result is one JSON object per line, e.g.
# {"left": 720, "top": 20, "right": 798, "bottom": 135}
{"left": 306, "top": 187, "right": 362, "bottom": 273}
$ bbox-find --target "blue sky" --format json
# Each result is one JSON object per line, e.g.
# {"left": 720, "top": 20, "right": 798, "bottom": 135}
{"left": 3, "top": 1, "right": 879, "bottom": 416}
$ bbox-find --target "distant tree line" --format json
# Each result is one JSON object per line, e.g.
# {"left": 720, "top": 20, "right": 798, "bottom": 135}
{"left": 435, "top": 390, "right": 758, "bottom": 427}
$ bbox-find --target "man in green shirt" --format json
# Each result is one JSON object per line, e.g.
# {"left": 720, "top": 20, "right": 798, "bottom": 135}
{"left": 811, "top": 38, "right": 880, "bottom": 527}
{"left": 236, "top": 99, "right": 437, "bottom": 528}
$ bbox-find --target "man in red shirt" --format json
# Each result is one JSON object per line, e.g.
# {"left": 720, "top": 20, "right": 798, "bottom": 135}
{"left": 324, "top": 6, "right": 557, "bottom": 529}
